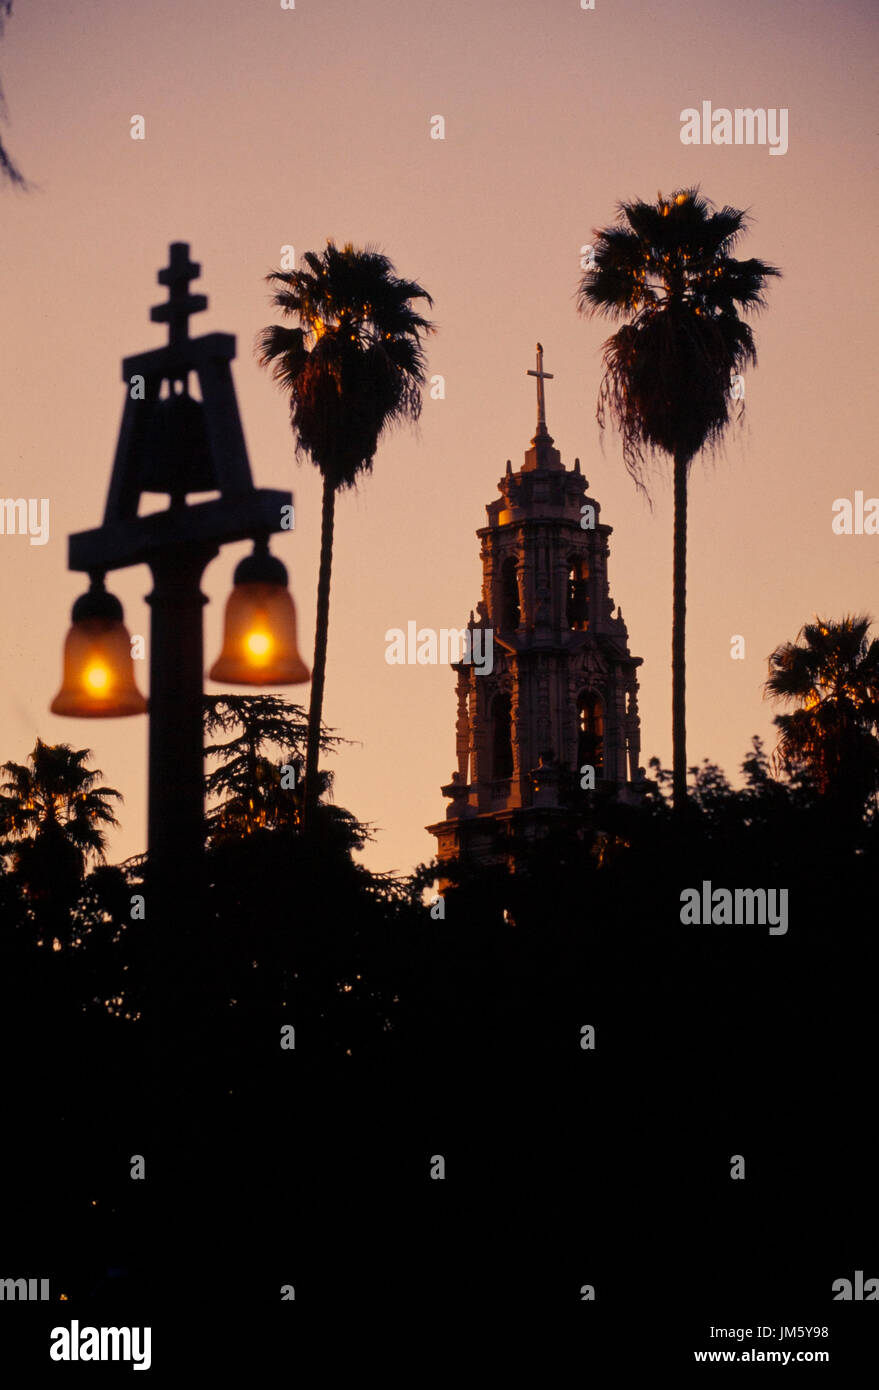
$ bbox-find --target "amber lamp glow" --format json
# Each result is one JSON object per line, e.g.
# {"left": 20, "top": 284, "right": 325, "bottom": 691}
{"left": 51, "top": 575, "right": 148, "bottom": 717}
{"left": 209, "top": 540, "right": 309, "bottom": 685}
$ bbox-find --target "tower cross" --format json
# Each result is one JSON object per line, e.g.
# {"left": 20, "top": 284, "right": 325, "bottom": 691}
{"left": 527, "top": 342, "right": 554, "bottom": 434}
{"left": 150, "top": 242, "right": 208, "bottom": 347}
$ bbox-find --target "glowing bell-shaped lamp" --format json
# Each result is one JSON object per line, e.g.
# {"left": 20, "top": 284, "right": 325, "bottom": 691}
{"left": 209, "top": 539, "right": 310, "bottom": 685}
{"left": 51, "top": 575, "right": 148, "bottom": 717}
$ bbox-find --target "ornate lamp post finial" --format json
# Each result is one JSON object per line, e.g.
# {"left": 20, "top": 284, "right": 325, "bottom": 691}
{"left": 150, "top": 242, "right": 207, "bottom": 347}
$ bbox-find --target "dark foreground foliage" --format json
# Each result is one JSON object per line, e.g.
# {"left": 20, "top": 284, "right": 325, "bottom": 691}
{"left": 1, "top": 736, "right": 876, "bottom": 1333}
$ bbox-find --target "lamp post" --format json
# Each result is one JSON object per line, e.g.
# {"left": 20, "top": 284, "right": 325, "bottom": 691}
{"left": 53, "top": 241, "right": 307, "bottom": 922}
{"left": 51, "top": 244, "right": 309, "bottom": 1281}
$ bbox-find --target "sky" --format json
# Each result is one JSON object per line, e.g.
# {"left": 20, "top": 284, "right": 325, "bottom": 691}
{"left": 1, "top": 0, "right": 877, "bottom": 876}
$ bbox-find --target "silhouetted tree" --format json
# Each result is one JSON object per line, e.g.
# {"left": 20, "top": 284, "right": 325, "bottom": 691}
{"left": 577, "top": 188, "right": 780, "bottom": 812}
{"left": 203, "top": 693, "right": 343, "bottom": 841}
{"left": 257, "top": 241, "right": 435, "bottom": 825}
{"left": 0, "top": 740, "right": 121, "bottom": 940}
{"left": 765, "top": 614, "right": 879, "bottom": 821}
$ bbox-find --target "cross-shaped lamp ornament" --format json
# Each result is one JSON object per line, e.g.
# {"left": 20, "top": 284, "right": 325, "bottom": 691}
{"left": 149, "top": 242, "right": 208, "bottom": 347}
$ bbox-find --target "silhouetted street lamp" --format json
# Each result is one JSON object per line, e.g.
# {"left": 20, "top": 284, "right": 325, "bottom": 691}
{"left": 48, "top": 243, "right": 311, "bottom": 1285}
{"left": 51, "top": 241, "right": 308, "bottom": 929}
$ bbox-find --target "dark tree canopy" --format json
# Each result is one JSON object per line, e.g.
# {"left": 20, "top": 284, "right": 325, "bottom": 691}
{"left": 257, "top": 240, "right": 435, "bottom": 491}
{"left": 577, "top": 187, "right": 780, "bottom": 492}
{"left": 0, "top": 739, "right": 122, "bottom": 897}
{"left": 765, "top": 614, "right": 879, "bottom": 816}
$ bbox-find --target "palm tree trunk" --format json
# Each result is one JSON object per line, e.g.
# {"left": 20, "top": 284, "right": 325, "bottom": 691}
{"left": 304, "top": 473, "right": 336, "bottom": 829}
{"left": 672, "top": 450, "right": 688, "bottom": 814}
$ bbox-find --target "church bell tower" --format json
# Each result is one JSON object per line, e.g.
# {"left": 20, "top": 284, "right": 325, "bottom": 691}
{"left": 426, "top": 344, "right": 645, "bottom": 874}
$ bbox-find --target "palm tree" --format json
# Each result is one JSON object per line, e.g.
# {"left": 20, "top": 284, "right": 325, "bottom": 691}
{"left": 765, "top": 615, "right": 879, "bottom": 818}
{"left": 257, "top": 241, "right": 435, "bottom": 826}
{"left": 577, "top": 188, "right": 780, "bottom": 812}
{"left": 0, "top": 740, "right": 122, "bottom": 932}
{"left": 0, "top": 2, "right": 26, "bottom": 187}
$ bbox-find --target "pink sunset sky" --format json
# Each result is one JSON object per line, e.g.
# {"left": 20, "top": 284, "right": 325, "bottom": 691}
{"left": 1, "top": 0, "right": 877, "bottom": 876}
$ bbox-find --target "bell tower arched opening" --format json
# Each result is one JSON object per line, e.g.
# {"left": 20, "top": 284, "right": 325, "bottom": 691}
{"left": 577, "top": 691, "right": 604, "bottom": 776}
{"left": 500, "top": 556, "right": 520, "bottom": 632}
{"left": 491, "top": 692, "right": 514, "bottom": 779}
{"left": 567, "top": 557, "right": 589, "bottom": 631}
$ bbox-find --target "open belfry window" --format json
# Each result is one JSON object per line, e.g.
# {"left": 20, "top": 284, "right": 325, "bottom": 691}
{"left": 567, "top": 558, "right": 589, "bottom": 630}
{"left": 577, "top": 691, "right": 604, "bottom": 775}
{"left": 500, "top": 556, "right": 520, "bottom": 631}
{"left": 491, "top": 692, "right": 514, "bottom": 779}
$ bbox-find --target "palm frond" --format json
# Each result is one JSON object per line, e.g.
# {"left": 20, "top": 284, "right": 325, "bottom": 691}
{"left": 257, "top": 239, "right": 436, "bottom": 490}
{"left": 578, "top": 188, "right": 780, "bottom": 493}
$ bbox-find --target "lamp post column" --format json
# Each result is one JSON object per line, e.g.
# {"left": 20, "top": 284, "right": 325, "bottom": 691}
{"left": 145, "top": 542, "right": 218, "bottom": 1268}
{"left": 146, "top": 543, "right": 217, "bottom": 932}
{"left": 59, "top": 243, "right": 298, "bottom": 1292}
